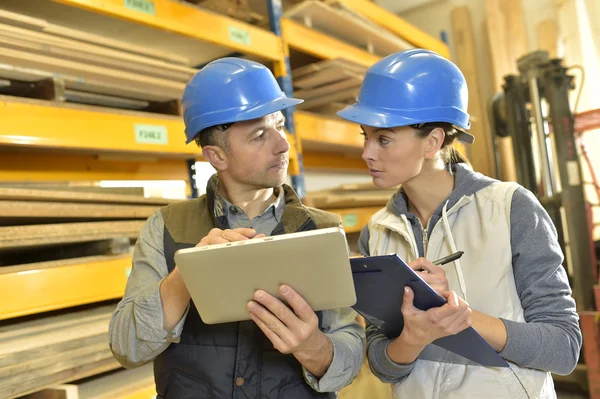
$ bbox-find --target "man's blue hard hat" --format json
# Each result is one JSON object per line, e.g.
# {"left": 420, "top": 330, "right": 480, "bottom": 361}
{"left": 182, "top": 58, "right": 303, "bottom": 144}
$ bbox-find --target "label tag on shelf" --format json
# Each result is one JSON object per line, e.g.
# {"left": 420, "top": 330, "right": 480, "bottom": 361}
{"left": 124, "top": 0, "right": 156, "bottom": 16}
{"left": 135, "top": 124, "right": 168, "bottom": 144}
{"left": 229, "top": 26, "right": 251, "bottom": 46}
{"left": 343, "top": 214, "right": 358, "bottom": 228}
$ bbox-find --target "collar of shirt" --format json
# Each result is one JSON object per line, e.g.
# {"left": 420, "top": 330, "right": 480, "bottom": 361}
{"left": 212, "top": 179, "right": 285, "bottom": 224}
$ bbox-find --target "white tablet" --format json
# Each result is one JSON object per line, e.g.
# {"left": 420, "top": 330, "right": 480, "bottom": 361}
{"left": 174, "top": 227, "right": 356, "bottom": 324}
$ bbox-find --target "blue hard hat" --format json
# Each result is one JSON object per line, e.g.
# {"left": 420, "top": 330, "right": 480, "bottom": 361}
{"left": 182, "top": 58, "right": 303, "bottom": 144}
{"left": 338, "top": 49, "right": 474, "bottom": 143}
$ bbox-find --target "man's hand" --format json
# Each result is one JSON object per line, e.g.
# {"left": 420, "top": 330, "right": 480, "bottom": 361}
{"left": 408, "top": 257, "right": 449, "bottom": 295}
{"left": 161, "top": 228, "right": 265, "bottom": 331}
{"left": 196, "top": 227, "right": 265, "bottom": 246}
{"left": 247, "top": 285, "right": 333, "bottom": 377}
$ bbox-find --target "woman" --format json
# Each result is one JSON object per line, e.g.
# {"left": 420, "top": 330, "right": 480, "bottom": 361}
{"left": 337, "top": 49, "right": 581, "bottom": 398}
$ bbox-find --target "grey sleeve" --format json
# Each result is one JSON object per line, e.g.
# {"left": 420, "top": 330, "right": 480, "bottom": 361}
{"left": 109, "top": 211, "right": 189, "bottom": 368}
{"left": 303, "top": 307, "right": 366, "bottom": 392}
{"left": 365, "top": 323, "right": 414, "bottom": 384}
{"left": 499, "top": 186, "right": 582, "bottom": 375}
{"left": 358, "top": 224, "right": 415, "bottom": 383}
{"left": 358, "top": 224, "right": 370, "bottom": 256}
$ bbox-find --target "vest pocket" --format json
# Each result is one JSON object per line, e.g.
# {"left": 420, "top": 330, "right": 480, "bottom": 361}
{"left": 165, "top": 369, "right": 211, "bottom": 399}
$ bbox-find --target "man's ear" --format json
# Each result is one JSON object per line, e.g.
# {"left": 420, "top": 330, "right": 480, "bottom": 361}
{"left": 423, "top": 128, "right": 445, "bottom": 160}
{"left": 202, "top": 146, "right": 229, "bottom": 171}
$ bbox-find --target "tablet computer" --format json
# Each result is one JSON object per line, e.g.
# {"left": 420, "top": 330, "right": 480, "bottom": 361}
{"left": 351, "top": 254, "right": 509, "bottom": 368}
{"left": 174, "top": 227, "right": 356, "bottom": 324}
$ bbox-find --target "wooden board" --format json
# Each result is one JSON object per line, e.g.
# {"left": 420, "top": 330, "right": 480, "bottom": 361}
{"left": 0, "top": 22, "right": 197, "bottom": 81}
{"left": 0, "top": 46, "right": 185, "bottom": 98}
{"left": 0, "top": 187, "right": 175, "bottom": 205}
{"left": 451, "top": 6, "right": 496, "bottom": 178}
{"left": 484, "top": 0, "right": 529, "bottom": 182}
{"left": 0, "top": 305, "right": 119, "bottom": 399}
{"left": 76, "top": 363, "right": 154, "bottom": 399}
{"left": 296, "top": 87, "right": 358, "bottom": 110}
{"left": 0, "top": 221, "right": 144, "bottom": 250}
{"left": 284, "top": 1, "right": 412, "bottom": 56}
{"left": 0, "top": 201, "right": 158, "bottom": 220}
{"left": 295, "top": 74, "right": 361, "bottom": 101}
{"left": 0, "top": 9, "right": 189, "bottom": 65}
{"left": 536, "top": 20, "right": 558, "bottom": 58}
{"left": 0, "top": 62, "right": 178, "bottom": 103}
{"left": 291, "top": 58, "right": 366, "bottom": 80}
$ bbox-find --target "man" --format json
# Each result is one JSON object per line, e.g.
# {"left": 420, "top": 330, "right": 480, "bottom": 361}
{"left": 109, "top": 57, "right": 365, "bottom": 399}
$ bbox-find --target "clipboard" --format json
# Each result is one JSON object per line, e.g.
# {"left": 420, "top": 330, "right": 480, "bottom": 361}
{"left": 351, "top": 254, "right": 509, "bottom": 368}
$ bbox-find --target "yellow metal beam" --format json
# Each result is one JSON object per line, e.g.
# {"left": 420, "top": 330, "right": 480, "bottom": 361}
{"left": 295, "top": 111, "right": 363, "bottom": 150}
{"left": 121, "top": 385, "right": 157, "bottom": 399}
{"left": 329, "top": 206, "right": 380, "bottom": 233}
{"left": 52, "top": 0, "right": 283, "bottom": 61}
{"left": 0, "top": 99, "right": 198, "bottom": 157}
{"left": 0, "top": 151, "right": 192, "bottom": 182}
{"left": 0, "top": 255, "right": 131, "bottom": 320}
{"left": 282, "top": 18, "right": 380, "bottom": 67}
{"left": 335, "top": 0, "right": 450, "bottom": 58}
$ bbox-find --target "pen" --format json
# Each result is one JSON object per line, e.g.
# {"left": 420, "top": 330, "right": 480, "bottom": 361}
{"left": 432, "top": 251, "right": 464, "bottom": 266}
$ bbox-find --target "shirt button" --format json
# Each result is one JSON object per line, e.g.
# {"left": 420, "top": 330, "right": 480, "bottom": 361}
{"left": 235, "top": 376, "right": 245, "bottom": 386}
{"left": 229, "top": 205, "right": 238, "bottom": 214}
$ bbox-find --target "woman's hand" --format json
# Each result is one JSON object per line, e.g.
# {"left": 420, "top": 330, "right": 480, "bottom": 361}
{"left": 400, "top": 287, "right": 472, "bottom": 347}
{"left": 408, "top": 257, "right": 449, "bottom": 296}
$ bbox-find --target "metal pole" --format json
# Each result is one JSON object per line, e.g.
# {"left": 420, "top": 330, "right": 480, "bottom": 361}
{"left": 526, "top": 73, "right": 555, "bottom": 197}
{"left": 267, "top": 0, "right": 306, "bottom": 199}
{"left": 543, "top": 58, "right": 595, "bottom": 311}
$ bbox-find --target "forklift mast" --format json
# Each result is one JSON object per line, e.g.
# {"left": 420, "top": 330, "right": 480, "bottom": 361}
{"left": 489, "top": 50, "right": 595, "bottom": 312}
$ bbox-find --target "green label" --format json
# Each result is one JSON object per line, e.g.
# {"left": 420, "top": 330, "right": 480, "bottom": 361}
{"left": 342, "top": 214, "right": 358, "bottom": 228}
{"left": 125, "top": 267, "right": 132, "bottom": 279}
{"left": 228, "top": 26, "right": 251, "bottom": 46}
{"left": 135, "top": 124, "right": 168, "bottom": 145}
{"left": 124, "top": 0, "right": 156, "bottom": 15}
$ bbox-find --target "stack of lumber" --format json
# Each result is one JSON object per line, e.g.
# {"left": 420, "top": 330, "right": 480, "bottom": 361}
{"left": 308, "top": 182, "right": 399, "bottom": 209}
{"left": 182, "top": 0, "right": 264, "bottom": 25}
{"left": 292, "top": 58, "right": 366, "bottom": 115}
{"left": 0, "top": 8, "right": 196, "bottom": 114}
{"left": 0, "top": 305, "right": 119, "bottom": 399}
{"left": 20, "top": 364, "right": 155, "bottom": 399}
{"left": 0, "top": 187, "right": 175, "bottom": 266}
{"left": 284, "top": 1, "right": 412, "bottom": 57}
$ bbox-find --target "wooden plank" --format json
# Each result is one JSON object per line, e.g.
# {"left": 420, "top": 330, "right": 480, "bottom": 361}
{"left": 0, "top": 62, "right": 177, "bottom": 103}
{"left": 291, "top": 58, "right": 366, "bottom": 80}
{"left": 484, "top": 0, "right": 528, "bottom": 182}
{"left": 0, "top": 319, "right": 110, "bottom": 360}
{"left": 0, "top": 201, "right": 158, "bottom": 220}
{"left": 20, "top": 385, "right": 79, "bottom": 399}
{"left": 0, "top": 221, "right": 144, "bottom": 250}
{"left": 63, "top": 89, "right": 150, "bottom": 111}
{"left": 451, "top": 6, "right": 496, "bottom": 178}
{"left": 1, "top": 355, "right": 119, "bottom": 399}
{"left": 295, "top": 75, "right": 361, "bottom": 100}
{"left": 294, "top": 68, "right": 356, "bottom": 90}
{"left": 0, "top": 341, "right": 109, "bottom": 379}
{"left": 0, "top": 9, "right": 188, "bottom": 65}
{"left": 0, "top": 46, "right": 185, "bottom": 98}
{"left": 536, "top": 20, "right": 558, "bottom": 58}
{"left": 284, "top": 1, "right": 411, "bottom": 56}
{"left": 0, "top": 22, "right": 196, "bottom": 81}
{"left": 77, "top": 363, "right": 154, "bottom": 399}
{"left": 297, "top": 87, "right": 358, "bottom": 110}
{"left": 0, "top": 187, "right": 174, "bottom": 205}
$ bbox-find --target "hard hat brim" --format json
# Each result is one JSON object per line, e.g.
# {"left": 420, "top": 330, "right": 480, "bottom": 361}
{"left": 337, "top": 102, "right": 474, "bottom": 144}
{"left": 185, "top": 96, "right": 303, "bottom": 144}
